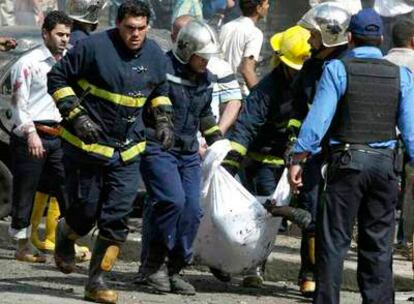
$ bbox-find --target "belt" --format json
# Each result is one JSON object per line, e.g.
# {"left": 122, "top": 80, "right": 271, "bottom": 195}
{"left": 330, "top": 143, "right": 394, "bottom": 158}
{"left": 35, "top": 123, "right": 61, "bottom": 137}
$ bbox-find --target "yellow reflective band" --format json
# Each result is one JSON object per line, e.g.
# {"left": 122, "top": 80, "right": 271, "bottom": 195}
{"left": 248, "top": 152, "right": 284, "bottom": 165}
{"left": 221, "top": 159, "right": 240, "bottom": 168}
{"left": 101, "top": 245, "right": 120, "bottom": 272}
{"left": 229, "top": 141, "right": 247, "bottom": 156}
{"left": 52, "top": 87, "right": 75, "bottom": 102}
{"left": 67, "top": 107, "right": 83, "bottom": 120}
{"left": 120, "top": 141, "right": 146, "bottom": 162}
{"left": 287, "top": 119, "right": 302, "bottom": 129}
{"left": 78, "top": 79, "right": 146, "bottom": 108}
{"left": 308, "top": 237, "right": 315, "bottom": 265}
{"left": 151, "top": 96, "right": 172, "bottom": 108}
{"left": 60, "top": 128, "right": 114, "bottom": 158}
{"left": 203, "top": 125, "right": 220, "bottom": 136}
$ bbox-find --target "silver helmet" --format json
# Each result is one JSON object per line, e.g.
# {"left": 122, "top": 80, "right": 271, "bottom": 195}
{"left": 309, "top": 0, "right": 362, "bottom": 14}
{"left": 298, "top": 2, "right": 352, "bottom": 47}
{"left": 172, "top": 20, "right": 219, "bottom": 64}
{"left": 66, "top": 0, "right": 107, "bottom": 25}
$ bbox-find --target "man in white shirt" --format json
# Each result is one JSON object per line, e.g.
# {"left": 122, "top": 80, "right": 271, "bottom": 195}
{"left": 9, "top": 10, "right": 71, "bottom": 263}
{"left": 219, "top": 0, "right": 269, "bottom": 97}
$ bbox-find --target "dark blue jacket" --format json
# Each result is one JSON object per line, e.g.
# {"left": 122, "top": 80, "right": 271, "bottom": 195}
{"left": 226, "top": 64, "right": 300, "bottom": 165}
{"left": 145, "top": 51, "right": 219, "bottom": 153}
{"left": 48, "top": 28, "right": 172, "bottom": 163}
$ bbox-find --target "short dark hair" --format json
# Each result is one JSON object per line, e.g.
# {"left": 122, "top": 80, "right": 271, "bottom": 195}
{"left": 42, "top": 10, "right": 72, "bottom": 32}
{"left": 392, "top": 18, "right": 414, "bottom": 48}
{"left": 239, "top": 0, "right": 265, "bottom": 16}
{"left": 352, "top": 34, "right": 382, "bottom": 47}
{"left": 117, "top": 0, "right": 151, "bottom": 23}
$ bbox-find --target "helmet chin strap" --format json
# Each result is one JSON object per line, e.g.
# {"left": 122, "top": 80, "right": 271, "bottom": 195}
{"left": 310, "top": 44, "right": 327, "bottom": 57}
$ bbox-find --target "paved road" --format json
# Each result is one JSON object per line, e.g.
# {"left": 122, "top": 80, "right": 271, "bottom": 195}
{"left": 1, "top": 239, "right": 413, "bottom": 304}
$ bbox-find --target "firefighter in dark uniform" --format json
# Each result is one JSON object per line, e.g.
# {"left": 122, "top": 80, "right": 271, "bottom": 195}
{"left": 65, "top": 0, "right": 106, "bottom": 46}
{"left": 139, "top": 20, "right": 222, "bottom": 295}
{"left": 291, "top": 2, "right": 351, "bottom": 297}
{"left": 47, "top": 1, "right": 174, "bottom": 303}
{"left": 289, "top": 9, "right": 414, "bottom": 304}
{"left": 221, "top": 25, "right": 312, "bottom": 288}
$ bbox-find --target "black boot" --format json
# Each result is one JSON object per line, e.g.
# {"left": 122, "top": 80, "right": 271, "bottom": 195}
{"left": 168, "top": 261, "right": 196, "bottom": 295}
{"left": 142, "top": 242, "right": 170, "bottom": 293}
{"left": 54, "top": 219, "right": 78, "bottom": 274}
{"left": 84, "top": 236, "right": 120, "bottom": 304}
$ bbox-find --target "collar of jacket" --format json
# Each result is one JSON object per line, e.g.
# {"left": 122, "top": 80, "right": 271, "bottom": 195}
{"left": 167, "top": 50, "right": 215, "bottom": 88}
{"left": 109, "top": 28, "right": 148, "bottom": 58}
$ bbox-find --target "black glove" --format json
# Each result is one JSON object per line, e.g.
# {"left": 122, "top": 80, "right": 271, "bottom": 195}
{"left": 221, "top": 150, "right": 243, "bottom": 176}
{"left": 283, "top": 140, "right": 295, "bottom": 165}
{"left": 155, "top": 114, "right": 175, "bottom": 150}
{"left": 72, "top": 114, "right": 102, "bottom": 144}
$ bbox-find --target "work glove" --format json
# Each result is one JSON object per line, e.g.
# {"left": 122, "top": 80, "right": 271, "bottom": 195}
{"left": 72, "top": 114, "right": 102, "bottom": 144}
{"left": 155, "top": 113, "right": 175, "bottom": 150}
{"left": 221, "top": 150, "right": 243, "bottom": 177}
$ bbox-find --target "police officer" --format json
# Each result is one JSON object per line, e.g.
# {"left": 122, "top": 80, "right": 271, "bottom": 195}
{"left": 139, "top": 20, "right": 222, "bottom": 295}
{"left": 289, "top": 8, "right": 414, "bottom": 304}
{"left": 221, "top": 25, "right": 312, "bottom": 288}
{"left": 65, "top": 0, "right": 106, "bottom": 46}
{"left": 291, "top": 2, "right": 352, "bottom": 297}
{"left": 47, "top": 1, "right": 174, "bottom": 303}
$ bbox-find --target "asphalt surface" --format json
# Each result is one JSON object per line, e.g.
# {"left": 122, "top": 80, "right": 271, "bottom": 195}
{"left": 0, "top": 236, "right": 413, "bottom": 304}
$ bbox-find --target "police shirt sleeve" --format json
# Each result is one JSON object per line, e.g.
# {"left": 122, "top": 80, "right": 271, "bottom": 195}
{"left": 397, "top": 67, "right": 414, "bottom": 166}
{"left": 294, "top": 60, "right": 347, "bottom": 154}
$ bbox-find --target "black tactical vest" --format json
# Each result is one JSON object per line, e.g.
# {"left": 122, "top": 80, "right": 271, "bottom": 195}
{"left": 329, "top": 58, "right": 400, "bottom": 144}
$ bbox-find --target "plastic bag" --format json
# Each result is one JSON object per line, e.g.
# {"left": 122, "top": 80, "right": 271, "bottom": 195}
{"left": 268, "top": 168, "right": 291, "bottom": 206}
{"left": 193, "top": 140, "right": 282, "bottom": 274}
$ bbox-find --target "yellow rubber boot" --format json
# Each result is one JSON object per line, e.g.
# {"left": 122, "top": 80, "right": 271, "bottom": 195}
{"left": 43, "top": 197, "right": 60, "bottom": 252}
{"left": 30, "top": 192, "right": 49, "bottom": 251}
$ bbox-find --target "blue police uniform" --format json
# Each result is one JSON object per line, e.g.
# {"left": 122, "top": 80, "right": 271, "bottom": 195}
{"left": 223, "top": 63, "right": 301, "bottom": 195}
{"left": 290, "top": 45, "right": 347, "bottom": 286}
{"left": 294, "top": 45, "right": 414, "bottom": 304}
{"left": 140, "top": 51, "right": 221, "bottom": 273}
{"left": 47, "top": 28, "right": 172, "bottom": 243}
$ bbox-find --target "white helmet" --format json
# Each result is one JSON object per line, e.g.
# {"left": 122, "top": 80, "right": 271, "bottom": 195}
{"left": 309, "top": 0, "right": 362, "bottom": 14}
{"left": 172, "top": 20, "right": 219, "bottom": 64}
{"left": 298, "top": 2, "right": 352, "bottom": 47}
{"left": 66, "top": 0, "right": 107, "bottom": 25}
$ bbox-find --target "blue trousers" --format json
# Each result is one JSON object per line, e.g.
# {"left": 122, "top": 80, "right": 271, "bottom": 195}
{"left": 244, "top": 160, "right": 284, "bottom": 196}
{"left": 140, "top": 144, "right": 202, "bottom": 269}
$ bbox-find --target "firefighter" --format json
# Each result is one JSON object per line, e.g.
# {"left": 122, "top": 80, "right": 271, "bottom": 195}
{"left": 138, "top": 20, "right": 222, "bottom": 295}
{"left": 291, "top": 2, "right": 352, "bottom": 297}
{"left": 289, "top": 8, "right": 414, "bottom": 304}
{"left": 65, "top": 0, "right": 107, "bottom": 46}
{"left": 47, "top": 1, "right": 174, "bottom": 303}
{"left": 221, "top": 25, "right": 312, "bottom": 288}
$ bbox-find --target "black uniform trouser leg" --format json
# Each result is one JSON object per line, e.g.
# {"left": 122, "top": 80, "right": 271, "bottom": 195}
{"left": 298, "top": 154, "right": 324, "bottom": 281}
{"left": 64, "top": 155, "right": 140, "bottom": 242}
{"left": 314, "top": 152, "right": 397, "bottom": 304}
{"left": 10, "top": 134, "right": 66, "bottom": 233}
